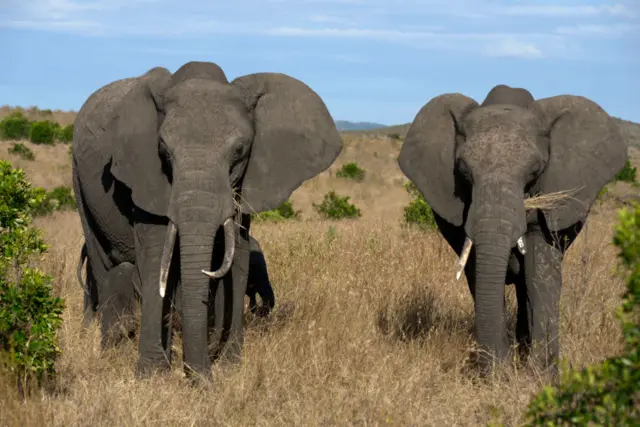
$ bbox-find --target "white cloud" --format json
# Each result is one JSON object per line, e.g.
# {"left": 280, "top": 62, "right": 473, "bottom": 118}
{"left": 484, "top": 39, "right": 543, "bottom": 59}
{"left": 0, "top": 0, "right": 635, "bottom": 60}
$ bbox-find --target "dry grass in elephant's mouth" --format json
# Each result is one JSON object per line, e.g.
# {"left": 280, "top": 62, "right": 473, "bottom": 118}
{"left": 0, "top": 206, "right": 627, "bottom": 426}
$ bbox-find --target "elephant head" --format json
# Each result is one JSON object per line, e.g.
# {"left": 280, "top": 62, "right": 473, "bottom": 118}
{"left": 398, "top": 84, "right": 627, "bottom": 364}
{"left": 105, "top": 61, "right": 342, "bottom": 375}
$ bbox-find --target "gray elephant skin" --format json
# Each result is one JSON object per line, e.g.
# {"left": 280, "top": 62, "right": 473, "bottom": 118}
{"left": 71, "top": 61, "right": 342, "bottom": 380}
{"left": 398, "top": 84, "right": 627, "bottom": 375}
{"left": 77, "top": 235, "right": 276, "bottom": 323}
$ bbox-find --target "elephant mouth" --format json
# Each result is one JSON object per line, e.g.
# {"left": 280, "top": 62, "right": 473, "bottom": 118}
{"left": 158, "top": 217, "right": 236, "bottom": 298}
{"left": 455, "top": 235, "right": 526, "bottom": 281}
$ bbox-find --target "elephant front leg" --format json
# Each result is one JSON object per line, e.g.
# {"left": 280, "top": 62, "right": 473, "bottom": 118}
{"left": 134, "top": 221, "right": 176, "bottom": 377}
{"left": 524, "top": 227, "right": 563, "bottom": 375}
{"left": 209, "top": 214, "right": 250, "bottom": 364}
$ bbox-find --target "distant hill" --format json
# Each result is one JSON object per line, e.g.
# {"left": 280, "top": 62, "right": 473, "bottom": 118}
{"left": 334, "top": 120, "right": 387, "bottom": 131}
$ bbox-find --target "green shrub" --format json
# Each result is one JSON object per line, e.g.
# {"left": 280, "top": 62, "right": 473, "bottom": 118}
{"left": 7, "top": 143, "right": 35, "bottom": 161}
{"left": 524, "top": 204, "right": 640, "bottom": 425}
{"left": 614, "top": 160, "right": 637, "bottom": 184}
{"left": 33, "top": 186, "right": 76, "bottom": 217}
{"left": 0, "top": 161, "right": 64, "bottom": 395}
{"left": 388, "top": 132, "right": 402, "bottom": 140}
{"left": 402, "top": 182, "right": 437, "bottom": 230}
{"left": 313, "top": 190, "right": 361, "bottom": 219}
{"left": 336, "top": 162, "right": 365, "bottom": 182}
{"left": 252, "top": 199, "right": 300, "bottom": 222}
{"left": 29, "top": 120, "right": 60, "bottom": 145}
{"left": 0, "top": 113, "right": 31, "bottom": 140}
{"left": 56, "top": 124, "right": 74, "bottom": 143}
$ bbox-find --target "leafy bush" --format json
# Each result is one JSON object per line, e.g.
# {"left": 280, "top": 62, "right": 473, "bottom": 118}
{"left": 336, "top": 162, "right": 365, "bottom": 182}
{"left": 0, "top": 161, "right": 64, "bottom": 395}
{"left": 33, "top": 186, "right": 76, "bottom": 217}
{"left": 7, "top": 143, "right": 35, "bottom": 161}
{"left": 0, "top": 112, "right": 31, "bottom": 140}
{"left": 252, "top": 199, "right": 300, "bottom": 222}
{"left": 402, "top": 182, "right": 437, "bottom": 230}
{"left": 614, "top": 160, "right": 637, "bottom": 185}
{"left": 56, "top": 124, "right": 74, "bottom": 143}
{"left": 313, "top": 190, "right": 361, "bottom": 219}
{"left": 29, "top": 120, "right": 60, "bottom": 145}
{"left": 524, "top": 204, "right": 640, "bottom": 425}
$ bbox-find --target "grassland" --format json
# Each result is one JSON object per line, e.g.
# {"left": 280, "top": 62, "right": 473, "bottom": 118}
{"left": 1, "top": 104, "right": 639, "bottom": 426}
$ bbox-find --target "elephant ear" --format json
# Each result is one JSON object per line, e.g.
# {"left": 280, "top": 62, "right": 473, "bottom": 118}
{"left": 534, "top": 95, "right": 628, "bottom": 231}
{"left": 398, "top": 94, "right": 478, "bottom": 226}
{"left": 109, "top": 67, "right": 173, "bottom": 217}
{"left": 231, "top": 72, "right": 342, "bottom": 213}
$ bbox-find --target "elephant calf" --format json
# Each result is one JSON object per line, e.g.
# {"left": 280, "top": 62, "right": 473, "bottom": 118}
{"left": 71, "top": 60, "right": 342, "bottom": 380}
{"left": 398, "top": 84, "right": 627, "bottom": 376}
{"left": 77, "top": 235, "right": 276, "bottom": 327}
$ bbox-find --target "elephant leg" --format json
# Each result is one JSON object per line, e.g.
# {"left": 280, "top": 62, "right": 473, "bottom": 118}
{"left": 99, "top": 262, "right": 137, "bottom": 349}
{"left": 81, "top": 258, "right": 99, "bottom": 329}
{"left": 524, "top": 227, "right": 563, "bottom": 374}
{"left": 514, "top": 272, "right": 531, "bottom": 358}
{"left": 134, "top": 220, "right": 176, "bottom": 377}
{"left": 209, "top": 214, "right": 250, "bottom": 364}
{"left": 247, "top": 237, "right": 276, "bottom": 317}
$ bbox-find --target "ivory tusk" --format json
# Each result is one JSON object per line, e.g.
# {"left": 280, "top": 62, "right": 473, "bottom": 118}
{"left": 517, "top": 236, "right": 526, "bottom": 255}
{"left": 159, "top": 222, "right": 177, "bottom": 298}
{"left": 202, "top": 217, "right": 236, "bottom": 279}
{"left": 456, "top": 237, "right": 473, "bottom": 281}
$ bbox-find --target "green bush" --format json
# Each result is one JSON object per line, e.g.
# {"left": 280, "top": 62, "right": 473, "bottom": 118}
{"left": 252, "top": 199, "right": 300, "bottom": 222}
{"left": 29, "top": 120, "right": 60, "bottom": 145}
{"left": 524, "top": 204, "right": 640, "bottom": 425}
{"left": 614, "top": 160, "right": 637, "bottom": 185}
{"left": 402, "top": 182, "right": 437, "bottom": 230}
{"left": 313, "top": 190, "right": 361, "bottom": 219}
{"left": 33, "top": 186, "right": 76, "bottom": 217}
{"left": 7, "top": 143, "right": 35, "bottom": 161}
{"left": 336, "top": 162, "right": 365, "bottom": 182}
{"left": 0, "top": 161, "right": 64, "bottom": 395}
{"left": 0, "top": 113, "right": 31, "bottom": 140}
{"left": 56, "top": 124, "right": 74, "bottom": 143}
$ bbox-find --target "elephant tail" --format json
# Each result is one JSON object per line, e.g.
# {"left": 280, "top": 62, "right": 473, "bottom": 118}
{"left": 77, "top": 242, "right": 90, "bottom": 296}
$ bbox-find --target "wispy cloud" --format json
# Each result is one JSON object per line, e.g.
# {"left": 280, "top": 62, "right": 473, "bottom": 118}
{"left": 0, "top": 1, "right": 637, "bottom": 59}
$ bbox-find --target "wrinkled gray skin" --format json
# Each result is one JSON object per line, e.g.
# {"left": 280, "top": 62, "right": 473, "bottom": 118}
{"left": 398, "top": 84, "right": 627, "bottom": 375}
{"left": 72, "top": 61, "right": 342, "bottom": 380}
{"left": 77, "top": 235, "right": 276, "bottom": 325}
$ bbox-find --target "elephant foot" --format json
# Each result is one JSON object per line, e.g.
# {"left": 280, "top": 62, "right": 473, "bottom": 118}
{"left": 135, "top": 357, "right": 172, "bottom": 379}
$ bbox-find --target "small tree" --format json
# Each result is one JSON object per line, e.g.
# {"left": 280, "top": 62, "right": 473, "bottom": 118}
{"left": 0, "top": 161, "right": 65, "bottom": 395}
{"left": 402, "top": 182, "right": 437, "bottom": 230}
{"left": 524, "top": 204, "right": 640, "bottom": 425}
{"left": 7, "top": 143, "right": 35, "bottom": 161}
{"left": 336, "top": 162, "right": 365, "bottom": 182}
{"left": 56, "top": 124, "right": 74, "bottom": 143}
{"left": 252, "top": 199, "right": 300, "bottom": 222}
{"left": 0, "top": 112, "right": 31, "bottom": 140}
{"left": 313, "top": 191, "right": 361, "bottom": 219}
{"left": 614, "top": 160, "right": 637, "bottom": 185}
{"left": 29, "top": 121, "right": 59, "bottom": 145}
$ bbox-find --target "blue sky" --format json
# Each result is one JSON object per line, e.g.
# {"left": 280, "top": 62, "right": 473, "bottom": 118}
{"left": 0, "top": 0, "right": 638, "bottom": 125}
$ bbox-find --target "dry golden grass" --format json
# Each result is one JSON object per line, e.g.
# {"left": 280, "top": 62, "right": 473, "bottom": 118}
{"left": 0, "top": 135, "right": 635, "bottom": 426}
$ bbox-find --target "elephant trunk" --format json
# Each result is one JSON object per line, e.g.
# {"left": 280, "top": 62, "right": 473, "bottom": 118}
{"left": 462, "top": 181, "right": 526, "bottom": 369}
{"left": 157, "top": 161, "right": 236, "bottom": 379}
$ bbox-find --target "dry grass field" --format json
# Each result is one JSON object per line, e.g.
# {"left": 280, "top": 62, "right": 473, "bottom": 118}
{"left": 0, "top": 112, "right": 639, "bottom": 425}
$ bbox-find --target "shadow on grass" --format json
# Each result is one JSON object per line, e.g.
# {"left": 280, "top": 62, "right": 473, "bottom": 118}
{"left": 376, "top": 285, "right": 474, "bottom": 342}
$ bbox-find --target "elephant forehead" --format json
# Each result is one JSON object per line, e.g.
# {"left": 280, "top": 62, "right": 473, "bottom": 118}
{"left": 161, "top": 101, "right": 252, "bottom": 142}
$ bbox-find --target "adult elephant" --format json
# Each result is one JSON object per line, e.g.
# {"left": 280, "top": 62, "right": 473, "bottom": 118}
{"left": 76, "top": 234, "right": 276, "bottom": 326}
{"left": 72, "top": 61, "right": 341, "bottom": 380}
{"left": 398, "top": 84, "right": 627, "bottom": 375}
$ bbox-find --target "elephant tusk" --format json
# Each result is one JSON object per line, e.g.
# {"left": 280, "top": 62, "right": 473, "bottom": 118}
{"left": 517, "top": 236, "right": 526, "bottom": 255}
{"left": 202, "top": 217, "right": 236, "bottom": 279}
{"left": 159, "top": 222, "right": 177, "bottom": 298}
{"left": 456, "top": 237, "right": 473, "bottom": 281}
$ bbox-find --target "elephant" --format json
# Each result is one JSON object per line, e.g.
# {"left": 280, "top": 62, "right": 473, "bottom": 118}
{"left": 71, "top": 60, "right": 342, "bottom": 380}
{"left": 76, "top": 235, "right": 276, "bottom": 328}
{"left": 398, "top": 84, "right": 627, "bottom": 375}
